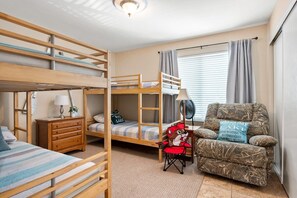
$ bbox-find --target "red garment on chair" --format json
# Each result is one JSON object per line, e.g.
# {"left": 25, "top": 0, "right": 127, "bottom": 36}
{"left": 158, "top": 122, "right": 191, "bottom": 174}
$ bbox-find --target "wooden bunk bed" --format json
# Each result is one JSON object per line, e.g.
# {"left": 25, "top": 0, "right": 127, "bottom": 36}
{"left": 0, "top": 13, "right": 111, "bottom": 197}
{"left": 84, "top": 72, "right": 181, "bottom": 162}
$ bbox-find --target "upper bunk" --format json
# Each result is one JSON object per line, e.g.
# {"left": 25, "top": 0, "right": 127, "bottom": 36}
{"left": 0, "top": 12, "right": 109, "bottom": 92}
{"left": 86, "top": 72, "right": 181, "bottom": 95}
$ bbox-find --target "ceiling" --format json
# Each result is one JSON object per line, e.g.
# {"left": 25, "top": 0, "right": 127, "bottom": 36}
{"left": 0, "top": 0, "right": 277, "bottom": 52}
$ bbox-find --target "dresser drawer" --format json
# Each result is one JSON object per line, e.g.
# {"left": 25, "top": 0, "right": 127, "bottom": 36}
{"left": 52, "top": 119, "right": 82, "bottom": 129}
{"left": 52, "top": 136, "right": 82, "bottom": 151}
{"left": 52, "top": 131, "right": 82, "bottom": 141}
{"left": 52, "top": 125, "right": 82, "bottom": 135}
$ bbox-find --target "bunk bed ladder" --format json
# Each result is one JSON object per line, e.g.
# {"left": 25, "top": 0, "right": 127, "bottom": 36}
{"left": 138, "top": 73, "right": 163, "bottom": 162}
{"left": 138, "top": 92, "right": 143, "bottom": 141}
{"left": 13, "top": 92, "right": 32, "bottom": 143}
{"left": 138, "top": 74, "right": 143, "bottom": 142}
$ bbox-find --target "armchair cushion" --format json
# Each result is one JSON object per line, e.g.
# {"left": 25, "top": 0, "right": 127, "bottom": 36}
{"left": 217, "top": 103, "right": 253, "bottom": 121}
{"left": 249, "top": 135, "right": 278, "bottom": 147}
{"left": 196, "top": 139, "right": 268, "bottom": 168}
{"left": 217, "top": 121, "right": 249, "bottom": 143}
{"left": 203, "top": 103, "right": 270, "bottom": 138}
{"left": 194, "top": 128, "right": 218, "bottom": 139}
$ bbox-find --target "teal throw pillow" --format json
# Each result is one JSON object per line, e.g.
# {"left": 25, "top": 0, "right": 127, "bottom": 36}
{"left": 0, "top": 127, "right": 11, "bottom": 152}
{"left": 111, "top": 110, "right": 125, "bottom": 125}
{"left": 217, "top": 121, "right": 249, "bottom": 143}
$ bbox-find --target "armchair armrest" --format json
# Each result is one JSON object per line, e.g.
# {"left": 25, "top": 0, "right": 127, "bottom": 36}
{"left": 194, "top": 128, "right": 218, "bottom": 139}
{"left": 249, "top": 135, "right": 278, "bottom": 147}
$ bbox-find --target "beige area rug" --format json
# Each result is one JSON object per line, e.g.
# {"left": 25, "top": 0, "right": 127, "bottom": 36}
{"left": 70, "top": 141, "right": 204, "bottom": 198}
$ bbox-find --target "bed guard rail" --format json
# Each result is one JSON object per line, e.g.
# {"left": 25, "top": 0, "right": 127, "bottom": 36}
{"left": 110, "top": 72, "right": 181, "bottom": 90}
{"left": 0, "top": 12, "right": 108, "bottom": 76}
{"left": 0, "top": 152, "right": 109, "bottom": 198}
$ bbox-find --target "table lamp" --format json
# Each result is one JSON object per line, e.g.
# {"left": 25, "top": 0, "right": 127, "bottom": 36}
{"left": 176, "top": 88, "right": 190, "bottom": 124}
{"left": 54, "top": 95, "right": 69, "bottom": 119}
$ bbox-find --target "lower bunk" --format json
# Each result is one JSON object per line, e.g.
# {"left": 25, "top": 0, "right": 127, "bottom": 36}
{"left": 0, "top": 141, "right": 108, "bottom": 198}
{"left": 87, "top": 120, "right": 175, "bottom": 161}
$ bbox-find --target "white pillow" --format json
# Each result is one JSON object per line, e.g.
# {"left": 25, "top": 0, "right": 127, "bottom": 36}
{"left": 2, "top": 131, "right": 17, "bottom": 143}
{"left": 93, "top": 113, "right": 104, "bottom": 123}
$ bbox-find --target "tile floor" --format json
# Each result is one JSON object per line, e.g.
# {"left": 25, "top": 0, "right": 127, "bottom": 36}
{"left": 197, "top": 173, "right": 288, "bottom": 198}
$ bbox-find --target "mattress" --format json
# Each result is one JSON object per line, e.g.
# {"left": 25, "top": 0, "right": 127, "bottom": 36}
{"left": 89, "top": 120, "right": 171, "bottom": 141}
{"left": 0, "top": 42, "right": 102, "bottom": 77}
{"left": 111, "top": 81, "right": 179, "bottom": 90}
{"left": 0, "top": 141, "right": 99, "bottom": 197}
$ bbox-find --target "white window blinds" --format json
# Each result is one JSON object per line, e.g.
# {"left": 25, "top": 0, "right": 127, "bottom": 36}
{"left": 178, "top": 51, "right": 229, "bottom": 121}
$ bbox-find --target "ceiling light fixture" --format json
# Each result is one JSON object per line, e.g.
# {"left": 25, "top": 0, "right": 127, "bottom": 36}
{"left": 113, "top": 0, "right": 147, "bottom": 17}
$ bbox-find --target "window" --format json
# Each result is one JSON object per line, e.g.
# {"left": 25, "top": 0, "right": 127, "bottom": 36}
{"left": 178, "top": 50, "right": 229, "bottom": 121}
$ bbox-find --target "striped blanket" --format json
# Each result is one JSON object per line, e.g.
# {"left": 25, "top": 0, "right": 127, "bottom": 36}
{"left": 0, "top": 141, "right": 96, "bottom": 197}
{"left": 89, "top": 120, "right": 171, "bottom": 141}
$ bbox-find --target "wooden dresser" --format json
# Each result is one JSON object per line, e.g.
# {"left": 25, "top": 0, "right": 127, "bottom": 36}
{"left": 36, "top": 116, "right": 85, "bottom": 153}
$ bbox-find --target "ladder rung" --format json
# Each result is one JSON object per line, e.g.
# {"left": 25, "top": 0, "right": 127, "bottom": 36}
{"left": 140, "top": 123, "right": 159, "bottom": 127}
{"left": 14, "top": 109, "right": 27, "bottom": 112}
{"left": 15, "top": 127, "right": 27, "bottom": 132}
{"left": 140, "top": 107, "right": 159, "bottom": 111}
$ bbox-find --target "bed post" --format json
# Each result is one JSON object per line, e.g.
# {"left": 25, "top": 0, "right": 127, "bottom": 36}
{"left": 158, "top": 72, "right": 163, "bottom": 162}
{"left": 50, "top": 34, "right": 56, "bottom": 70}
{"left": 83, "top": 88, "right": 88, "bottom": 150}
{"left": 104, "top": 52, "right": 112, "bottom": 198}
{"left": 138, "top": 74, "right": 142, "bottom": 140}
{"left": 26, "top": 91, "right": 32, "bottom": 144}
{"left": 13, "top": 92, "right": 19, "bottom": 139}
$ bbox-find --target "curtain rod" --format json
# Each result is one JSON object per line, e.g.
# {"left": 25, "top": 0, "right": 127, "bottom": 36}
{"left": 158, "top": 36, "right": 258, "bottom": 54}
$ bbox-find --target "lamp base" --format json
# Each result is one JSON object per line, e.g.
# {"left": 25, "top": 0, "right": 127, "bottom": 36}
{"left": 59, "top": 105, "right": 65, "bottom": 119}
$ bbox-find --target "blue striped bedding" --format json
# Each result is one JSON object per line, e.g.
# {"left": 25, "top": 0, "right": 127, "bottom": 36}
{"left": 89, "top": 120, "right": 170, "bottom": 141}
{"left": 0, "top": 141, "right": 97, "bottom": 197}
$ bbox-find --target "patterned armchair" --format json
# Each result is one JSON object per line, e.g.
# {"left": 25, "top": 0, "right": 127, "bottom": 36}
{"left": 195, "top": 103, "right": 277, "bottom": 186}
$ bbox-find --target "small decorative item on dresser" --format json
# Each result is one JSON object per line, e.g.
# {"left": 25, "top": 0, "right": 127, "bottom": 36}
{"left": 69, "top": 106, "right": 79, "bottom": 118}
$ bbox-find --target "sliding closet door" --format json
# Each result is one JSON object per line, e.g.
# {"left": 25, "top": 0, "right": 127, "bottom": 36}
{"left": 273, "top": 33, "right": 283, "bottom": 182}
{"left": 282, "top": 4, "right": 297, "bottom": 197}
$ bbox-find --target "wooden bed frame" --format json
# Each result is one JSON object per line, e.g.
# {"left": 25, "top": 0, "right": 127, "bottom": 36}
{"left": 84, "top": 72, "right": 181, "bottom": 162}
{"left": 0, "top": 13, "right": 112, "bottom": 197}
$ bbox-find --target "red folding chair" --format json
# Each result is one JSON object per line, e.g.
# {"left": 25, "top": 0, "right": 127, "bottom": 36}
{"left": 158, "top": 123, "right": 191, "bottom": 174}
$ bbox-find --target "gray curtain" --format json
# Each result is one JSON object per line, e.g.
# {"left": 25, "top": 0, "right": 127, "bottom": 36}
{"left": 226, "top": 39, "right": 256, "bottom": 103}
{"left": 155, "top": 50, "right": 179, "bottom": 123}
